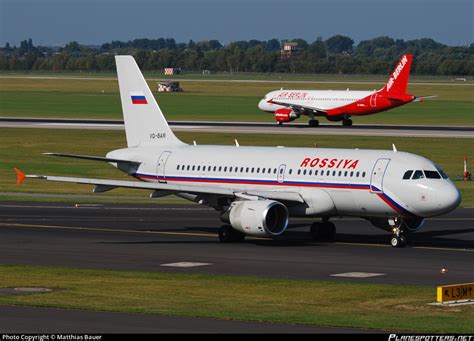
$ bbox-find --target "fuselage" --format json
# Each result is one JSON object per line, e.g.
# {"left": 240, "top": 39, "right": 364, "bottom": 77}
{"left": 108, "top": 145, "right": 460, "bottom": 219}
{"left": 258, "top": 89, "right": 414, "bottom": 118}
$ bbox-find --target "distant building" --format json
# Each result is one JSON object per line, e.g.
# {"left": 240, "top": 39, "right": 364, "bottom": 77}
{"left": 281, "top": 42, "right": 301, "bottom": 59}
{"left": 157, "top": 82, "right": 182, "bottom": 92}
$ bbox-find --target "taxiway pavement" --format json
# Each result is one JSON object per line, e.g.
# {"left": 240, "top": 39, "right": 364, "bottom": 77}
{"left": 1, "top": 117, "right": 473, "bottom": 138}
{"left": 0, "top": 202, "right": 472, "bottom": 286}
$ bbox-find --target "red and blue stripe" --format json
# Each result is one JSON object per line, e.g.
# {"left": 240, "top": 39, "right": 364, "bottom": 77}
{"left": 135, "top": 172, "right": 418, "bottom": 218}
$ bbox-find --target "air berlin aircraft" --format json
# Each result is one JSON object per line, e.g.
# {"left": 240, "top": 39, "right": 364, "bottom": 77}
{"left": 16, "top": 56, "right": 460, "bottom": 248}
{"left": 258, "top": 54, "right": 433, "bottom": 126}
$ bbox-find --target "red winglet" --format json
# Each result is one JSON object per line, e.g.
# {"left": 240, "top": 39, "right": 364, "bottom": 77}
{"left": 14, "top": 168, "right": 26, "bottom": 185}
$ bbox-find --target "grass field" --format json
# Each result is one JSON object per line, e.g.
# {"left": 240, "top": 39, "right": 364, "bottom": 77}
{"left": 0, "top": 128, "right": 472, "bottom": 206}
{"left": 0, "top": 77, "right": 473, "bottom": 125}
{"left": 0, "top": 265, "right": 472, "bottom": 333}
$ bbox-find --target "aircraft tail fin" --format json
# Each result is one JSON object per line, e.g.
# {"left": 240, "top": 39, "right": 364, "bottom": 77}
{"left": 115, "top": 56, "right": 185, "bottom": 148}
{"left": 382, "top": 54, "right": 412, "bottom": 96}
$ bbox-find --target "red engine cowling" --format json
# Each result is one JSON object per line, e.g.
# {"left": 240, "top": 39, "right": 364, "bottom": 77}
{"left": 274, "top": 109, "right": 298, "bottom": 123}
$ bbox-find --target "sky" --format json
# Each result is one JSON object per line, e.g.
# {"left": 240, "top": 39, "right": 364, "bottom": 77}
{"left": 0, "top": 0, "right": 472, "bottom": 47}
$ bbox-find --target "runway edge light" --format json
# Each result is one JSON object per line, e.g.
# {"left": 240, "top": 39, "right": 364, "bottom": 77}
{"left": 14, "top": 168, "right": 26, "bottom": 185}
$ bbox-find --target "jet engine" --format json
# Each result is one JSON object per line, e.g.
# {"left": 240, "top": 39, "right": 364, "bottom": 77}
{"left": 274, "top": 108, "right": 298, "bottom": 123}
{"left": 224, "top": 200, "right": 289, "bottom": 237}
{"left": 368, "top": 217, "right": 425, "bottom": 232}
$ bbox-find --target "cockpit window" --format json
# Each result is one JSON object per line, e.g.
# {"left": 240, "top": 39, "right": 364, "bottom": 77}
{"left": 412, "top": 170, "right": 424, "bottom": 180}
{"left": 435, "top": 165, "right": 448, "bottom": 179}
{"left": 403, "top": 170, "right": 413, "bottom": 179}
{"left": 424, "top": 170, "right": 441, "bottom": 179}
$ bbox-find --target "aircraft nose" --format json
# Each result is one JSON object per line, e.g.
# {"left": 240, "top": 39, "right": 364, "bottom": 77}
{"left": 258, "top": 99, "right": 266, "bottom": 111}
{"left": 439, "top": 183, "right": 462, "bottom": 214}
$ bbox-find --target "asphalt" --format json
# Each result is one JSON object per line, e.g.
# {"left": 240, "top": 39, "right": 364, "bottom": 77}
{"left": 0, "top": 201, "right": 472, "bottom": 333}
{"left": 1, "top": 117, "right": 473, "bottom": 138}
{"left": 0, "top": 202, "right": 472, "bottom": 285}
{"left": 0, "top": 305, "right": 364, "bottom": 334}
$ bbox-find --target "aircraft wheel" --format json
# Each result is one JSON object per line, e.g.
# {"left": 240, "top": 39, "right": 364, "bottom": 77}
{"left": 342, "top": 119, "right": 353, "bottom": 127}
{"left": 310, "top": 222, "right": 336, "bottom": 242}
{"left": 308, "top": 119, "right": 319, "bottom": 127}
{"left": 391, "top": 235, "right": 407, "bottom": 248}
{"left": 310, "top": 222, "right": 322, "bottom": 240}
{"left": 277, "top": 121, "right": 283, "bottom": 125}
{"left": 218, "top": 225, "right": 245, "bottom": 243}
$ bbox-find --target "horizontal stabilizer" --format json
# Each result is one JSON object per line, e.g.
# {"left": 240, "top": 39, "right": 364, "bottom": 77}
{"left": 413, "top": 95, "right": 438, "bottom": 102}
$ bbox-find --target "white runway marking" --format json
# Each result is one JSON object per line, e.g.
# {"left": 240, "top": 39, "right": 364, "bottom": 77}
{"left": 330, "top": 272, "right": 386, "bottom": 278}
{"left": 160, "top": 262, "right": 212, "bottom": 268}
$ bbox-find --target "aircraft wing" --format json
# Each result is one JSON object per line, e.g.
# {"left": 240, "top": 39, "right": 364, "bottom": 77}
{"left": 19, "top": 171, "right": 305, "bottom": 203}
{"left": 267, "top": 99, "right": 328, "bottom": 115}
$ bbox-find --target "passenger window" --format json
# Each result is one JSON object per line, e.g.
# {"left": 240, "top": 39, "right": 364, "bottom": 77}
{"left": 224, "top": 167, "right": 227, "bottom": 172}
{"left": 251, "top": 168, "right": 254, "bottom": 173}
{"left": 187, "top": 165, "right": 190, "bottom": 171}
{"left": 256, "top": 168, "right": 260, "bottom": 173}
{"left": 303, "top": 170, "right": 307, "bottom": 175}
{"left": 309, "top": 170, "right": 312, "bottom": 176}
{"left": 315, "top": 170, "right": 318, "bottom": 176}
{"left": 424, "top": 170, "right": 441, "bottom": 179}
{"left": 412, "top": 170, "right": 424, "bottom": 180}
{"left": 289, "top": 169, "right": 292, "bottom": 175}
{"left": 218, "top": 166, "right": 222, "bottom": 172}
{"left": 177, "top": 165, "right": 180, "bottom": 170}
{"left": 362, "top": 172, "right": 366, "bottom": 177}
{"left": 403, "top": 170, "right": 413, "bottom": 179}
{"left": 298, "top": 170, "right": 301, "bottom": 175}
{"left": 262, "top": 168, "right": 265, "bottom": 174}
{"left": 273, "top": 168, "right": 277, "bottom": 174}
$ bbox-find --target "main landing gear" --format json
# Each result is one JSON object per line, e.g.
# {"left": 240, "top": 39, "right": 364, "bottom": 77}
{"left": 218, "top": 225, "right": 246, "bottom": 243}
{"left": 342, "top": 118, "right": 353, "bottom": 127}
{"left": 310, "top": 219, "right": 336, "bottom": 242}
{"left": 308, "top": 119, "right": 319, "bottom": 127}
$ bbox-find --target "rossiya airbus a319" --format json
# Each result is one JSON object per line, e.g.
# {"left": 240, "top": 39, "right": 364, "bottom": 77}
{"left": 258, "top": 54, "right": 435, "bottom": 126}
{"left": 15, "top": 56, "right": 460, "bottom": 248}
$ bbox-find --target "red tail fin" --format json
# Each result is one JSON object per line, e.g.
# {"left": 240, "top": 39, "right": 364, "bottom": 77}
{"left": 383, "top": 54, "right": 412, "bottom": 95}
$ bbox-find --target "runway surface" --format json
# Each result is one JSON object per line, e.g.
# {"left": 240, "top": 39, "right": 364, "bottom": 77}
{"left": 1, "top": 74, "right": 473, "bottom": 87}
{"left": 1, "top": 117, "right": 473, "bottom": 138}
{"left": 0, "top": 202, "right": 472, "bottom": 286}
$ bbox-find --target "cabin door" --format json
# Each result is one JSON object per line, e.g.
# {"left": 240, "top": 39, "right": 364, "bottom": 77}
{"left": 370, "top": 158, "right": 390, "bottom": 193}
{"left": 156, "top": 151, "right": 172, "bottom": 183}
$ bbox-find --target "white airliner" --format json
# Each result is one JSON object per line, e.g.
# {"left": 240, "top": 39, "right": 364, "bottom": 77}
{"left": 16, "top": 56, "right": 461, "bottom": 248}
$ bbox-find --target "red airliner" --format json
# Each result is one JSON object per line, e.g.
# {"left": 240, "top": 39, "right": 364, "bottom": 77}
{"left": 258, "top": 54, "right": 434, "bottom": 126}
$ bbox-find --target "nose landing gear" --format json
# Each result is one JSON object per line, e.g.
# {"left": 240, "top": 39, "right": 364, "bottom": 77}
{"left": 390, "top": 226, "right": 407, "bottom": 248}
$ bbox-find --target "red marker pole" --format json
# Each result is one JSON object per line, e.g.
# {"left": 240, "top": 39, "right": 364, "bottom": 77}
{"left": 464, "top": 155, "right": 471, "bottom": 181}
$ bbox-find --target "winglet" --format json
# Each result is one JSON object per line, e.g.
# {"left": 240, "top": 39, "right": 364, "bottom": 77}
{"left": 14, "top": 168, "right": 26, "bottom": 185}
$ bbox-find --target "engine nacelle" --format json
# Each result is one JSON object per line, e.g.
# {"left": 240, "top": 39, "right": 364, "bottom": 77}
{"left": 274, "top": 108, "right": 298, "bottom": 123}
{"left": 228, "top": 200, "right": 289, "bottom": 237}
{"left": 368, "top": 217, "right": 425, "bottom": 232}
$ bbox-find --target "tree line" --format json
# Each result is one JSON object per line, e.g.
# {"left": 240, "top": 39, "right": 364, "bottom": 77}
{"left": 0, "top": 35, "right": 473, "bottom": 76}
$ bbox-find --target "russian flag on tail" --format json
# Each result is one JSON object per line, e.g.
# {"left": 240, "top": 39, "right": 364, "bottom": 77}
{"left": 130, "top": 92, "right": 148, "bottom": 104}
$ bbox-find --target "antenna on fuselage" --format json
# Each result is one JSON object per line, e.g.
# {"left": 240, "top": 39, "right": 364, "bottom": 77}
{"left": 392, "top": 144, "right": 398, "bottom": 152}
{"left": 234, "top": 139, "right": 240, "bottom": 147}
